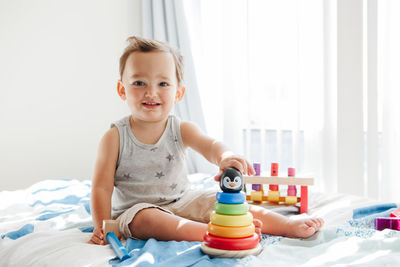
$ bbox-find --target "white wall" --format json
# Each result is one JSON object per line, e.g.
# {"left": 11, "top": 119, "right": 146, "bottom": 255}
{"left": 0, "top": 0, "right": 142, "bottom": 190}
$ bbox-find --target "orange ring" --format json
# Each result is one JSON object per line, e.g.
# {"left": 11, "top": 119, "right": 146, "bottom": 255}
{"left": 208, "top": 223, "right": 255, "bottom": 238}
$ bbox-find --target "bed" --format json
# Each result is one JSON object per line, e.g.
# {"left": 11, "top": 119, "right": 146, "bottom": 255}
{"left": 1, "top": 175, "right": 400, "bottom": 266}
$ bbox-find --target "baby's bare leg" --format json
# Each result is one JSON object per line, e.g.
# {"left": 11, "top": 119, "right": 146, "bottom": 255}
{"left": 128, "top": 208, "right": 207, "bottom": 241}
{"left": 249, "top": 205, "right": 324, "bottom": 238}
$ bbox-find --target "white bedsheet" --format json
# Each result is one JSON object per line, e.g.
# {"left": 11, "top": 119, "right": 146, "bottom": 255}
{"left": 1, "top": 178, "right": 399, "bottom": 266}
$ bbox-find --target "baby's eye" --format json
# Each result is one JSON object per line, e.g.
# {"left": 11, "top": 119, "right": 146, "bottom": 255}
{"left": 159, "top": 82, "right": 169, "bottom": 87}
{"left": 133, "top": 81, "right": 145, "bottom": 86}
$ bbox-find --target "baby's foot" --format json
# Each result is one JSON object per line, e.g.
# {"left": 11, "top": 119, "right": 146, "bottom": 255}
{"left": 253, "top": 219, "right": 263, "bottom": 241}
{"left": 285, "top": 218, "right": 324, "bottom": 238}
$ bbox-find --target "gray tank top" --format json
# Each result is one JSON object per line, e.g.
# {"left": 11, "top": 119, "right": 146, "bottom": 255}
{"left": 111, "top": 115, "right": 190, "bottom": 215}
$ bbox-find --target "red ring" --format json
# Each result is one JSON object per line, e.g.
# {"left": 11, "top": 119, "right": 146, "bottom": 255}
{"left": 203, "top": 233, "right": 259, "bottom": 250}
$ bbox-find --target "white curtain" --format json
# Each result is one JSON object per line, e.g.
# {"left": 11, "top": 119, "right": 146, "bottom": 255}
{"left": 141, "top": 0, "right": 216, "bottom": 174}
{"left": 185, "top": 0, "right": 326, "bottom": 191}
{"left": 183, "top": 0, "right": 400, "bottom": 201}
{"left": 379, "top": 0, "right": 400, "bottom": 202}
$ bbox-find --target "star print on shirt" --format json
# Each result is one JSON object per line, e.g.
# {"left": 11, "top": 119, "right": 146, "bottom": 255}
{"left": 150, "top": 147, "right": 158, "bottom": 152}
{"left": 174, "top": 137, "right": 178, "bottom": 142}
{"left": 166, "top": 154, "right": 174, "bottom": 162}
{"left": 155, "top": 172, "right": 165, "bottom": 179}
{"left": 123, "top": 173, "right": 132, "bottom": 179}
{"left": 158, "top": 197, "right": 167, "bottom": 202}
{"left": 170, "top": 183, "right": 177, "bottom": 190}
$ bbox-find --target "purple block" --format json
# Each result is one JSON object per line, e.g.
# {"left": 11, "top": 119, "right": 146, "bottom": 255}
{"left": 253, "top": 163, "right": 261, "bottom": 176}
{"left": 252, "top": 184, "right": 262, "bottom": 191}
{"left": 252, "top": 163, "right": 261, "bottom": 191}
{"left": 375, "top": 217, "right": 400, "bottom": 231}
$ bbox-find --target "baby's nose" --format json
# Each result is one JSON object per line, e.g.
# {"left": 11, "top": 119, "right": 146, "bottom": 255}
{"left": 145, "top": 86, "right": 157, "bottom": 97}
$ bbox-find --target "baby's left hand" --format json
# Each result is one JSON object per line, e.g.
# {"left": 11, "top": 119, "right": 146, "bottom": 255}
{"left": 214, "top": 153, "right": 255, "bottom": 181}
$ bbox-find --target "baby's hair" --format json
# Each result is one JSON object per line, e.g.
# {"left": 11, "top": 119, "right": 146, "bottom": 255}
{"left": 119, "top": 36, "right": 184, "bottom": 85}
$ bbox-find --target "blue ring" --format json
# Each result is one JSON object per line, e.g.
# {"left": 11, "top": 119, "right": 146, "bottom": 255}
{"left": 216, "top": 192, "right": 246, "bottom": 204}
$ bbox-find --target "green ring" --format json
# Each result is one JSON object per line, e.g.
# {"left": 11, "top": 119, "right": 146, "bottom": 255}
{"left": 214, "top": 202, "right": 249, "bottom": 215}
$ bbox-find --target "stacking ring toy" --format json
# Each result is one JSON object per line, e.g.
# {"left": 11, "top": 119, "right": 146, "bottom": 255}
{"left": 214, "top": 202, "right": 249, "bottom": 215}
{"left": 203, "top": 233, "right": 260, "bottom": 250}
{"left": 216, "top": 192, "right": 246, "bottom": 204}
{"left": 208, "top": 223, "right": 255, "bottom": 238}
{"left": 210, "top": 211, "right": 253, "bottom": 227}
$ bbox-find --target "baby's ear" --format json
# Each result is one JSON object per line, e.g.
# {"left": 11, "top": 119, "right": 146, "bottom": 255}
{"left": 117, "top": 80, "right": 126, "bottom": 100}
{"left": 175, "top": 86, "right": 186, "bottom": 104}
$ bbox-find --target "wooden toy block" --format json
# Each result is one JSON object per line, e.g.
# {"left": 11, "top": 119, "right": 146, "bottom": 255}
{"left": 267, "top": 190, "right": 280, "bottom": 202}
{"left": 285, "top": 195, "right": 298, "bottom": 205}
{"left": 252, "top": 163, "right": 262, "bottom": 191}
{"left": 103, "top": 220, "right": 130, "bottom": 261}
{"left": 251, "top": 191, "right": 263, "bottom": 202}
{"left": 103, "top": 220, "right": 119, "bottom": 245}
{"left": 299, "top": 186, "right": 308, "bottom": 214}
{"left": 375, "top": 217, "right": 400, "bottom": 231}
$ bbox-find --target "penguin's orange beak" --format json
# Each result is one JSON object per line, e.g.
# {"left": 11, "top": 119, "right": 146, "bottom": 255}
{"left": 229, "top": 183, "right": 235, "bottom": 187}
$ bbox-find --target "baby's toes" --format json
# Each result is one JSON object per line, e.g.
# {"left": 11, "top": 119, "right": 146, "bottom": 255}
{"left": 253, "top": 218, "right": 263, "bottom": 229}
{"left": 253, "top": 219, "right": 263, "bottom": 241}
{"left": 305, "top": 220, "right": 317, "bottom": 229}
{"left": 310, "top": 218, "right": 324, "bottom": 230}
{"left": 295, "top": 223, "right": 316, "bottom": 238}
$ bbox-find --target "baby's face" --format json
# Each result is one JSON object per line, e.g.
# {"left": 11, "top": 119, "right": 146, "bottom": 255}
{"left": 120, "top": 51, "right": 183, "bottom": 123}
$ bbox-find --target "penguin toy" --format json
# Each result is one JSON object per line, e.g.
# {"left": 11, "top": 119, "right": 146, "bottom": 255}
{"left": 219, "top": 167, "right": 243, "bottom": 193}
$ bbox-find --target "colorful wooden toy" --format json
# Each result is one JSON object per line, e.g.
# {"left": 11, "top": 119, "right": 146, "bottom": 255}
{"left": 201, "top": 168, "right": 262, "bottom": 258}
{"left": 375, "top": 217, "right": 400, "bottom": 231}
{"left": 244, "top": 165, "right": 314, "bottom": 214}
{"left": 103, "top": 220, "right": 130, "bottom": 261}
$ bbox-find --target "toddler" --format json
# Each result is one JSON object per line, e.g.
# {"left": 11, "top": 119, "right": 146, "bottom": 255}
{"left": 88, "top": 36, "right": 324, "bottom": 245}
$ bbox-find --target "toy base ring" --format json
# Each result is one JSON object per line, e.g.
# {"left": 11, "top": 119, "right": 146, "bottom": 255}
{"left": 203, "top": 233, "right": 259, "bottom": 250}
{"left": 201, "top": 243, "right": 262, "bottom": 258}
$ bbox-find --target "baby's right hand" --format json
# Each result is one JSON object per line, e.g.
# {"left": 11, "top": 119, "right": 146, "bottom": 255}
{"left": 88, "top": 227, "right": 105, "bottom": 245}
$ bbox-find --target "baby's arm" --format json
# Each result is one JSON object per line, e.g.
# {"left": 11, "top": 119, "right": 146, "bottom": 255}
{"left": 88, "top": 127, "right": 119, "bottom": 245}
{"left": 180, "top": 121, "right": 255, "bottom": 180}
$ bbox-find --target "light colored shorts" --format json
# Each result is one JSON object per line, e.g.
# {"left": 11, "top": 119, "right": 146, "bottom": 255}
{"left": 114, "top": 188, "right": 218, "bottom": 239}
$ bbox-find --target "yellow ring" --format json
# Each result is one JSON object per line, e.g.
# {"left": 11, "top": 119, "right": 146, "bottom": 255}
{"left": 210, "top": 211, "right": 253, "bottom": 227}
{"left": 208, "top": 222, "right": 255, "bottom": 238}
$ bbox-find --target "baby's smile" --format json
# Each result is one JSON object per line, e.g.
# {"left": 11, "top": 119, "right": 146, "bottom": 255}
{"left": 142, "top": 101, "right": 161, "bottom": 109}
